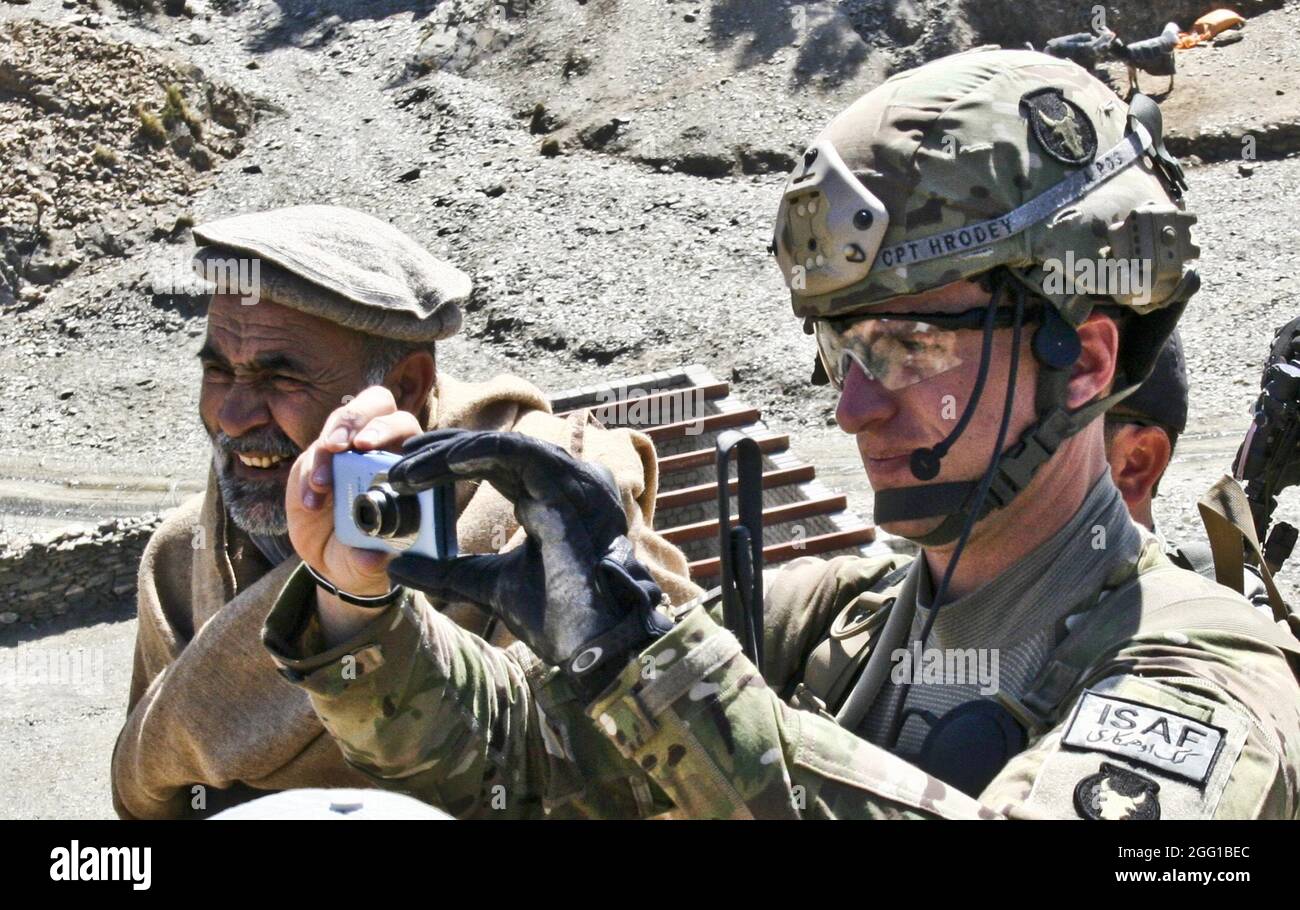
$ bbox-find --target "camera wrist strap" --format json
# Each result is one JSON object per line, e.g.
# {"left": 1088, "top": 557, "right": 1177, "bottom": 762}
{"left": 302, "top": 561, "right": 404, "bottom": 608}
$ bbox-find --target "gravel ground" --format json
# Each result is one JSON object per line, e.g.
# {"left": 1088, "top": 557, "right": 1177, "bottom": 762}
{"left": 2, "top": 0, "right": 1299, "bottom": 818}
{"left": 0, "top": 599, "right": 134, "bottom": 819}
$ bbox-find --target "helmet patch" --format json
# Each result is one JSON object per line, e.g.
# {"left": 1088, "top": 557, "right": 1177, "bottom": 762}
{"left": 1022, "top": 87, "right": 1097, "bottom": 167}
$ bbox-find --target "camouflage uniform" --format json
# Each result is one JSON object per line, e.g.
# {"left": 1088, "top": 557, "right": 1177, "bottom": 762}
{"left": 264, "top": 493, "right": 1300, "bottom": 819}
{"left": 263, "top": 48, "right": 1300, "bottom": 819}
{"left": 264, "top": 555, "right": 992, "bottom": 819}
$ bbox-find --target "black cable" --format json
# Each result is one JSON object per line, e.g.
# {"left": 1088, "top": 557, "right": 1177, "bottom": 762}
{"left": 915, "top": 285, "right": 1004, "bottom": 476}
{"left": 887, "top": 278, "right": 1027, "bottom": 749}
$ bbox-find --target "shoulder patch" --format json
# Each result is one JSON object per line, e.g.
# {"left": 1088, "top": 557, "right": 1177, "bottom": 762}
{"left": 1062, "top": 690, "right": 1225, "bottom": 785}
{"left": 1074, "top": 762, "right": 1161, "bottom": 820}
{"left": 1013, "top": 677, "right": 1253, "bottom": 819}
{"left": 1021, "top": 87, "right": 1097, "bottom": 166}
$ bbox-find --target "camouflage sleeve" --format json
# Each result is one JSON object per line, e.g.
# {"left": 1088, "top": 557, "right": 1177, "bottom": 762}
{"left": 263, "top": 564, "right": 673, "bottom": 819}
{"left": 980, "top": 626, "right": 1300, "bottom": 819}
{"left": 586, "top": 603, "right": 996, "bottom": 819}
{"left": 265, "top": 546, "right": 964, "bottom": 820}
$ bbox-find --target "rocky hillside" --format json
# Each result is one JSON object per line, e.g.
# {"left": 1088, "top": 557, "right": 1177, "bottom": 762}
{"left": 0, "top": 15, "right": 252, "bottom": 305}
{"left": 0, "top": 0, "right": 1297, "bottom": 546}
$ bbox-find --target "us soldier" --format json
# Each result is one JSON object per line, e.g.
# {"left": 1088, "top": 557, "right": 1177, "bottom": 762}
{"left": 264, "top": 49, "right": 1300, "bottom": 819}
{"left": 1104, "top": 330, "right": 1186, "bottom": 533}
{"left": 112, "top": 205, "right": 696, "bottom": 819}
{"left": 1106, "top": 331, "right": 1274, "bottom": 611}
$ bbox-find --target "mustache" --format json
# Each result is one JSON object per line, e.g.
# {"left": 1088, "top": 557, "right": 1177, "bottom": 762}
{"left": 213, "top": 427, "right": 302, "bottom": 459}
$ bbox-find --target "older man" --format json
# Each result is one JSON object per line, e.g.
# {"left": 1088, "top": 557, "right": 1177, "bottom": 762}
{"left": 110, "top": 205, "right": 697, "bottom": 819}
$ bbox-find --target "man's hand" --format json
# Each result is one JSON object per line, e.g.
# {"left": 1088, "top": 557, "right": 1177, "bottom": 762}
{"left": 286, "top": 385, "right": 423, "bottom": 641}
{"left": 385, "top": 429, "right": 671, "bottom": 697}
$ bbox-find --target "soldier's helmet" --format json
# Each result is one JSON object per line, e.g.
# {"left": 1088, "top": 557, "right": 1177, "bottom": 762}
{"left": 772, "top": 46, "right": 1199, "bottom": 396}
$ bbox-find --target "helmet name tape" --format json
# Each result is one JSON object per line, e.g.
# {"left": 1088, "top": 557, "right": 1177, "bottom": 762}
{"left": 867, "top": 128, "right": 1149, "bottom": 275}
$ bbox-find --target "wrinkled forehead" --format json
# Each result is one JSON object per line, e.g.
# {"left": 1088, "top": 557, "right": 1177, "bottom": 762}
{"left": 204, "top": 293, "right": 361, "bottom": 362}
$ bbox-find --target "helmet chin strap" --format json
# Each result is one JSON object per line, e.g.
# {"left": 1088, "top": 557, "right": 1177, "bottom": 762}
{"left": 872, "top": 275, "right": 1125, "bottom": 548}
{"left": 885, "top": 281, "right": 1028, "bottom": 748}
{"left": 908, "top": 284, "right": 1003, "bottom": 483}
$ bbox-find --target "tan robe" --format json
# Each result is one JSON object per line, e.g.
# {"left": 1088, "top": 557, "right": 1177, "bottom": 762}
{"left": 111, "top": 372, "right": 700, "bottom": 819}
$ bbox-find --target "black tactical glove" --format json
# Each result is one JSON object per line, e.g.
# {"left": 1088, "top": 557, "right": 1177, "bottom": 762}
{"left": 384, "top": 429, "right": 672, "bottom": 700}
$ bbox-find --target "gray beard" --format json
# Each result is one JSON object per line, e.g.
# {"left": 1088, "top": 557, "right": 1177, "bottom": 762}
{"left": 214, "top": 453, "right": 290, "bottom": 537}
{"left": 210, "top": 425, "right": 301, "bottom": 538}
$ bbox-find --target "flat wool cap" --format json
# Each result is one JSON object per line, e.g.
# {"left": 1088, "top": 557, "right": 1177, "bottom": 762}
{"left": 191, "top": 205, "right": 470, "bottom": 341}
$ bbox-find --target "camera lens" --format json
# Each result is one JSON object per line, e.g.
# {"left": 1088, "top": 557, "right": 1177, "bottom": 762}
{"left": 353, "top": 492, "right": 385, "bottom": 536}
{"left": 352, "top": 484, "right": 422, "bottom": 539}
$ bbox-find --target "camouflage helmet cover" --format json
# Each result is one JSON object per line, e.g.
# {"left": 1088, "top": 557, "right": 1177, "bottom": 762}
{"left": 774, "top": 47, "right": 1199, "bottom": 326}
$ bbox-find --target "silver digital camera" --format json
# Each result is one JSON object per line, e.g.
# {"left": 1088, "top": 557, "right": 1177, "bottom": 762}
{"left": 332, "top": 450, "right": 457, "bottom": 561}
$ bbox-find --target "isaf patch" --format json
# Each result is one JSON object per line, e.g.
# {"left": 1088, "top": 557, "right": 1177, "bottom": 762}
{"left": 1074, "top": 763, "right": 1161, "bottom": 820}
{"left": 1062, "top": 690, "right": 1225, "bottom": 785}
{"left": 1014, "top": 678, "right": 1250, "bottom": 819}
{"left": 1021, "top": 87, "right": 1097, "bottom": 166}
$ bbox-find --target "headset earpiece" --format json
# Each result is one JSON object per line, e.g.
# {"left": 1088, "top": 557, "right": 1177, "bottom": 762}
{"left": 1033, "top": 305, "right": 1082, "bottom": 370}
